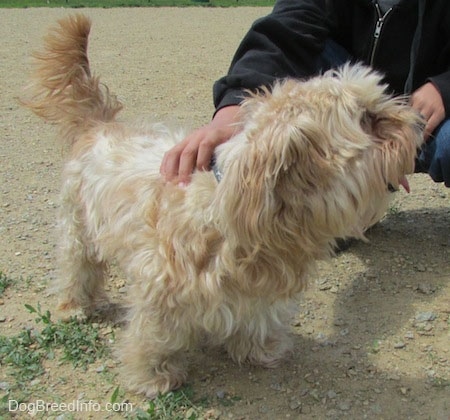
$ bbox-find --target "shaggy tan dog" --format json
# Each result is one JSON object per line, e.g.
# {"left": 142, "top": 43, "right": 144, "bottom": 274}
{"left": 24, "top": 14, "right": 423, "bottom": 397}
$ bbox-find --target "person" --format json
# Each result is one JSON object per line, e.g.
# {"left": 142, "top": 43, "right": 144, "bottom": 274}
{"left": 160, "top": 0, "right": 450, "bottom": 188}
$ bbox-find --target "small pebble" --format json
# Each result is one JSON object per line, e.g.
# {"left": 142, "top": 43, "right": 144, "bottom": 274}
{"left": 415, "top": 312, "right": 437, "bottom": 322}
{"left": 415, "top": 264, "right": 426, "bottom": 272}
{"left": 270, "top": 382, "right": 282, "bottom": 391}
{"left": 216, "top": 389, "right": 226, "bottom": 399}
{"left": 0, "top": 382, "right": 10, "bottom": 390}
{"left": 289, "top": 400, "right": 301, "bottom": 410}
{"left": 327, "top": 390, "right": 337, "bottom": 399}
{"left": 416, "top": 283, "right": 435, "bottom": 295}
{"left": 259, "top": 405, "right": 269, "bottom": 414}
{"left": 338, "top": 401, "right": 351, "bottom": 411}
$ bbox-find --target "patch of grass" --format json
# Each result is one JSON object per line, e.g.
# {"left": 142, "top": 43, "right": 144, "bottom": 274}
{"left": 0, "top": 272, "right": 14, "bottom": 296}
{"left": 369, "top": 339, "right": 381, "bottom": 354}
{"left": 388, "top": 201, "right": 401, "bottom": 215}
{"left": 430, "top": 376, "right": 450, "bottom": 388}
{"left": 0, "top": 303, "right": 110, "bottom": 388}
{"left": 0, "top": 327, "right": 45, "bottom": 382}
{"left": 28, "top": 303, "right": 110, "bottom": 365}
{"left": 135, "top": 386, "right": 206, "bottom": 419}
{"left": 0, "top": 0, "right": 275, "bottom": 8}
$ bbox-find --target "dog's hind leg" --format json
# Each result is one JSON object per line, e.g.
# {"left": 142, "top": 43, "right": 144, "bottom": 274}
{"left": 56, "top": 207, "right": 109, "bottom": 315}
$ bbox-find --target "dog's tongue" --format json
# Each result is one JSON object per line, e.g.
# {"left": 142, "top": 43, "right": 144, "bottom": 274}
{"left": 400, "top": 176, "right": 410, "bottom": 193}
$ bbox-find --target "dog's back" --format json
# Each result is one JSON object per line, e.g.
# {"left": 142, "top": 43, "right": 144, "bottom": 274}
{"left": 23, "top": 14, "right": 122, "bottom": 146}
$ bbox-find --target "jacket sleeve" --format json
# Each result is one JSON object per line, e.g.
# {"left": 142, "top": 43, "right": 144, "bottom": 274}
{"left": 429, "top": 72, "right": 450, "bottom": 117}
{"left": 427, "top": 20, "right": 450, "bottom": 117}
{"left": 420, "top": 3, "right": 450, "bottom": 117}
{"left": 213, "top": 0, "right": 330, "bottom": 111}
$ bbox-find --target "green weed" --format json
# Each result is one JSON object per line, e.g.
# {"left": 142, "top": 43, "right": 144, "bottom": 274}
{"left": 0, "top": 272, "right": 14, "bottom": 296}
{"left": 0, "top": 303, "right": 109, "bottom": 388}
{"left": 370, "top": 339, "right": 381, "bottom": 354}
{"left": 135, "top": 386, "right": 205, "bottom": 419}
{"left": 430, "top": 376, "right": 450, "bottom": 388}
{"left": 388, "top": 201, "right": 401, "bottom": 215}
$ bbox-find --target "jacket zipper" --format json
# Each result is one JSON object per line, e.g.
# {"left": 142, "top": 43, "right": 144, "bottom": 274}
{"left": 369, "top": 3, "right": 393, "bottom": 66}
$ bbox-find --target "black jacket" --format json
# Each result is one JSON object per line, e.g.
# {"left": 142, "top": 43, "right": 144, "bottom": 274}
{"left": 213, "top": 0, "right": 450, "bottom": 116}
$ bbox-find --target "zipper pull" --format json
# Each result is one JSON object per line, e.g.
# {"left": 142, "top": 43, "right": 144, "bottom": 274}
{"left": 370, "top": 5, "right": 393, "bottom": 65}
{"left": 374, "top": 19, "right": 383, "bottom": 39}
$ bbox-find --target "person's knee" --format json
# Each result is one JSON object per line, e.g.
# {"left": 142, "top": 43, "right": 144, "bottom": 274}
{"left": 434, "top": 120, "right": 450, "bottom": 152}
{"left": 428, "top": 119, "right": 450, "bottom": 186}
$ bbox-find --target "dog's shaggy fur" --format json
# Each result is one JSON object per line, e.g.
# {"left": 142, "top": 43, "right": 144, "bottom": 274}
{"left": 24, "top": 14, "right": 423, "bottom": 397}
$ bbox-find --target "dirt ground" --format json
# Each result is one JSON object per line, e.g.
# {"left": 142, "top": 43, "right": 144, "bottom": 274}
{"left": 0, "top": 7, "right": 449, "bottom": 420}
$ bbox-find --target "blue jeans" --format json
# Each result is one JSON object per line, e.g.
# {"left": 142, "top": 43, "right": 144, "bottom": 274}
{"left": 317, "top": 40, "right": 450, "bottom": 187}
{"left": 416, "top": 122, "right": 450, "bottom": 187}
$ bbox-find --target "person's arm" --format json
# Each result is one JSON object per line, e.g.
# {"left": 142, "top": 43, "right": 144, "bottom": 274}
{"left": 416, "top": 2, "right": 450, "bottom": 137}
{"left": 161, "top": 0, "right": 330, "bottom": 184}
{"left": 214, "top": 0, "right": 329, "bottom": 111}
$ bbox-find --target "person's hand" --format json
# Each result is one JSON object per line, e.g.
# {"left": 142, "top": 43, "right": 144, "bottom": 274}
{"left": 160, "top": 105, "right": 242, "bottom": 185}
{"left": 411, "top": 82, "right": 445, "bottom": 140}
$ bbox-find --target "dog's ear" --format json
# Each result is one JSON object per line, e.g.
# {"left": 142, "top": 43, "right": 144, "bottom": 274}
{"left": 213, "top": 111, "right": 339, "bottom": 254}
{"left": 359, "top": 102, "right": 423, "bottom": 190}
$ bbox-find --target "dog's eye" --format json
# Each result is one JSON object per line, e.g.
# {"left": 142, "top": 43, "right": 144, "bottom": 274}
{"left": 387, "top": 183, "right": 397, "bottom": 192}
{"left": 360, "top": 112, "right": 378, "bottom": 132}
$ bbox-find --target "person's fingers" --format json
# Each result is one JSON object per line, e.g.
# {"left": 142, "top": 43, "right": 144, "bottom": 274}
{"left": 177, "top": 137, "right": 201, "bottom": 184}
{"left": 415, "top": 105, "right": 442, "bottom": 141}
{"left": 160, "top": 142, "right": 184, "bottom": 182}
{"left": 160, "top": 106, "right": 243, "bottom": 184}
{"left": 411, "top": 82, "right": 445, "bottom": 141}
{"left": 196, "top": 135, "right": 219, "bottom": 172}
{"left": 160, "top": 128, "right": 214, "bottom": 184}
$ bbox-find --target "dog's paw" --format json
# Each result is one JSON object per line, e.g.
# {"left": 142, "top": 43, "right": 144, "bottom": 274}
{"left": 226, "top": 329, "right": 293, "bottom": 368}
{"left": 127, "top": 372, "right": 187, "bottom": 399}
{"left": 247, "top": 345, "right": 293, "bottom": 368}
{"left": 86, "top": 302, "right": 127, "bottom": 325}
{"left": 58, "top": 299, "right": 80, "bottom": 312}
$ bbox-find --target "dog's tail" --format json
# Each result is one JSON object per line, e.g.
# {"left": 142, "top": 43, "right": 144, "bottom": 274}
{"left": 23, "top": 14, "right": 122, "bottom": 145}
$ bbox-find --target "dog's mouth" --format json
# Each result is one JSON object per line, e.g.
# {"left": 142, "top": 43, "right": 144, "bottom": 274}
{"left": 388, "top": 176, "right": 410, "bottom": 193}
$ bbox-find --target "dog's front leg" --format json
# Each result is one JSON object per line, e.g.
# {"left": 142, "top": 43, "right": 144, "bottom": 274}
{"left": 119, "top": 303, "right": 191, "bottom": 398}
{"left": 223, "top": 304, "right": 293, "bottom": 368}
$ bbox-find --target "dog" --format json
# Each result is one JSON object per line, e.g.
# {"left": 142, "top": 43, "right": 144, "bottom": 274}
{"left": 23, "top": 14, "right": 423, "bottom": 397}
